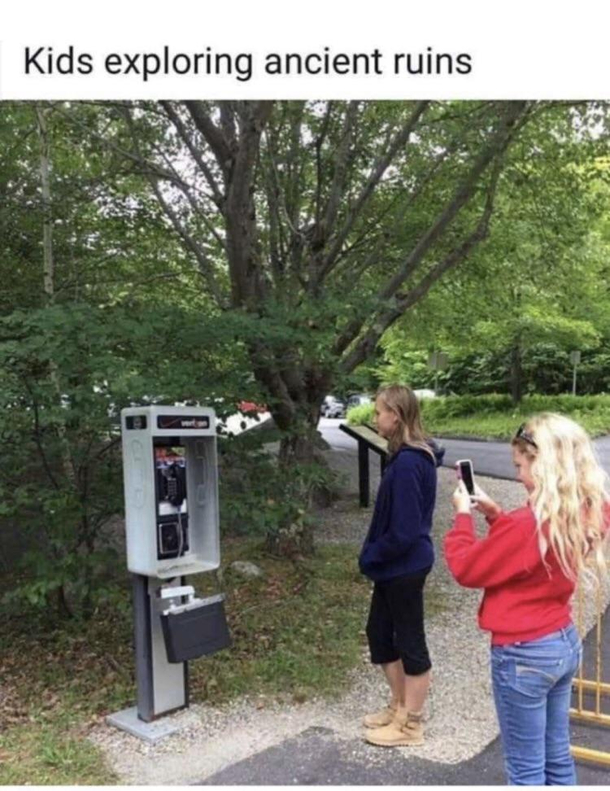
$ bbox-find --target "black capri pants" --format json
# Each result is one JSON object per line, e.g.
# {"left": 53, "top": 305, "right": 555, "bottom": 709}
{"left": 366, "top": 568, "right": 432, "bottom": 676}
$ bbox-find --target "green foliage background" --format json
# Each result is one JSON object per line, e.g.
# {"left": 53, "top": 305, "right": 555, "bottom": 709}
{"left": 1, "top": 101, "right": 609, "bottom": 617}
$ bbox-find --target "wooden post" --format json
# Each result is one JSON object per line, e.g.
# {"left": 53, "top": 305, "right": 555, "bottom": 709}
{"left": 338, "top": 423, "right": 388, "bottom": 509}
{"left": 358, "top": 440, "right": 370, "bottom": 508}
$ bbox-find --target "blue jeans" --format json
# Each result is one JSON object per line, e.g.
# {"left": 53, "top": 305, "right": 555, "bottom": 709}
{"left": 491, "top": 624, "right": 582, "bottom": 785}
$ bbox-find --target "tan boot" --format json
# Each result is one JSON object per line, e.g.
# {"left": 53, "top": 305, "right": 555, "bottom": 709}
{"left": 364, "top": 710, "right": 424, "bottom": 747}
{"left": 362, "top": 703, "right": 397, "bottom": 729}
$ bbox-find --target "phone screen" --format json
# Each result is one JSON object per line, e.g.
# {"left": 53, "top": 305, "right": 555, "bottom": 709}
{"left": 457, "top": 460, "right": 475, "bottom": 495}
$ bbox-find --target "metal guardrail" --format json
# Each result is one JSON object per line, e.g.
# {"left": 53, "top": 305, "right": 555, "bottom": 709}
{"left": 570, "top": 569, "right": 610, "bottom": 767}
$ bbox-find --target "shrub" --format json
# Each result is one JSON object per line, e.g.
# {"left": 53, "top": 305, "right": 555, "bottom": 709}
{"left": 421, "top": 394, "right": 513, "bottom": 420}
{"left": 346, "top": 403, "right": 375, "bottom": 426}
{"left": 0, "top": 302, "right": 257, "bottom": 618}
{"left": 345, "top": 393, "right": 610, "bottom": 438}
{"left": 218, "top": 429, "right": 338, "bottom": 550}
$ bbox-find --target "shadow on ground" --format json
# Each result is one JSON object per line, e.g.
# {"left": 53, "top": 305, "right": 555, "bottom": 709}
{"left": 198, "top": 605, "right": 610, "bottom": 786}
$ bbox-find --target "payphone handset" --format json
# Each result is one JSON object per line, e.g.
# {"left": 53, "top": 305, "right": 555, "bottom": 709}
{"left": 164, "top": 464, "right": 186, "bottom": 508}
{"left": 155, "top": 445, "right": 189, "bottom": 560}
{"left": 121, "top": 406, "right": 220, "bottom": 578}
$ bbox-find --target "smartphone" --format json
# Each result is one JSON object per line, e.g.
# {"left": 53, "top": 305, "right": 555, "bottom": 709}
{"left": 456, "top": 459, "right": 475, "bottom": 496}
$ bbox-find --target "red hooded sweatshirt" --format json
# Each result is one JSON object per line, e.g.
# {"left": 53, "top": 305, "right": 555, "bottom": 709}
{"left": 444, "top": 506, "right": 575, "bottom": 645}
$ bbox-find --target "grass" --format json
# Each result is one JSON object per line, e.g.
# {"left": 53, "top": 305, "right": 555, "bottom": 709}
{"left": 190, "top": 541, "right": 372, "bottom": 703}
{"left": 0, "top": 724, "right": 116, "bottom": 785}
{"left": 0, "top": 588, "right": 134, "bottom": 784}
{"left": 348, "top": 394, "right": 610, "bottom": 439}
{"left": 423, "top": 411, "right": 610, "bottom": 439}
{"left": 0, "top": 538, "right": 379, "bottom": 784}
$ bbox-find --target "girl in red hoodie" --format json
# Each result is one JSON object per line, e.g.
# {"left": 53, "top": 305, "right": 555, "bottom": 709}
{"left": 445, "top": 413, "right": 609, "bottom": 785}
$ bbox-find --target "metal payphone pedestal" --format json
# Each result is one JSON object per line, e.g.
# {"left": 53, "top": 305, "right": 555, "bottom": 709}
{"left": 107, "top": 575, "right": 189, "bottom": 743}
{"left": 108, "top": 406, "right": 230, "bottom": 743}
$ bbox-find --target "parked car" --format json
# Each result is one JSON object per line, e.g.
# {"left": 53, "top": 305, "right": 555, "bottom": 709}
{"left": 413, "top": 389, "right": 437, "bottom": 400}
{"left": 320, "top": 395, "right": 346, "bottom": 418}
{"left": 326, "top": 398, "right": 346, "bottom": 418}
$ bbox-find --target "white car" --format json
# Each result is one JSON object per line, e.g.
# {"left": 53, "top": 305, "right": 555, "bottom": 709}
{"left": 413, "top": 389, "right": 436, "bottom": 399}
{"left": 346, "top": 393, "right": 373, "bottom": 409}
{"left": 320, "top": 395, "right": 346, "bottom": 418}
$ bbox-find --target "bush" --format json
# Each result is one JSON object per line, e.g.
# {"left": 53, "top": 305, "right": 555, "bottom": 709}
{"left": 218, "top": 429, "right": 338, "bottom": 549}
{"left": 346, "top": 403, "right": 375, "bottom": 426}
{"left": 0, "top": 302, "right": 258, "bottom": 618}
{"left": 376, "top": 343, "right": 610, "bottom": 397}
{"left": 421, "top": 394, "right": 513, "bottom": 419}
{"left": 346, "top": 393, "right": 610, "bottom": 439}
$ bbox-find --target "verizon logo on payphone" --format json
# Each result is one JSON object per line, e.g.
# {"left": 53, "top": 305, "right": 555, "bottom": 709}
{"left": 157, "top": 415, "right": 210, "bottom": 430}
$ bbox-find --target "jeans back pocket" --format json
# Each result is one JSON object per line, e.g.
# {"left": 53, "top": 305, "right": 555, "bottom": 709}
{"left": 513, "top": 657, "right": 564, "bottom": 696}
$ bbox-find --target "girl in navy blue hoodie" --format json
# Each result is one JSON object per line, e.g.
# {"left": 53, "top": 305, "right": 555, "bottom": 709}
{"left": 359, "top": 385, "right": 443, "bottom": 747}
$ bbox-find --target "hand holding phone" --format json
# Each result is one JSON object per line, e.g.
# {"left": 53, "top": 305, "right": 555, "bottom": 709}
{"left": 470, "top": 485, "right": 502, "bottom": 521}
{"left": 456, "top": 459, "right": 475, "bottom": 496}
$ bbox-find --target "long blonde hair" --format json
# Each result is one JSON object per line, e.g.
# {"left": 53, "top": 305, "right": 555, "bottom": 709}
{"left": 512, "top": 412, "right": 609, "bottom": 582}
{"left": 376, "top": 384, "right": 434, "bottom": 459}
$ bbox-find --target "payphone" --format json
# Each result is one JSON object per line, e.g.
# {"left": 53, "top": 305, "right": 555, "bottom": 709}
{"left": 108, "top": 406, "right": 230, "bottom": 742}
{"left": 121, "top": 406, "right": 220, "bottom": 578}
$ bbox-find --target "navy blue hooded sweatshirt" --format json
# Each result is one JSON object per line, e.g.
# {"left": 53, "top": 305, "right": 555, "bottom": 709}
{"left": 359, "top": 441, "right": 444, "bottom": 582}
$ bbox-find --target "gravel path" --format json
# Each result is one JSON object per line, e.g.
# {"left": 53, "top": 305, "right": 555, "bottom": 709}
{"left": 90, "top": 460, "right": 610, "bottom": 784}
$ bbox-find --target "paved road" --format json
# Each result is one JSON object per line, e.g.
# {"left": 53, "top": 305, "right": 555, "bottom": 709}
{"left": 200, "top": 608, "right": 610, "bottom": 785}
{"left": 440, "top": 435, "right": 610, "bottom": 480}
{"left": 319, "top": 419, "right": 610, "bottom": 481}
{"left": 201, "top": 724, "right": 610, "bottom": 786}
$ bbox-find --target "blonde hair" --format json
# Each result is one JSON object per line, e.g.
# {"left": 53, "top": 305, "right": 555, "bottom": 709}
{"left": 511, "top": 412, "right": 609, "bottom": 582}
{"left": 376, "top": 384, "right": 434, "bottom": 459}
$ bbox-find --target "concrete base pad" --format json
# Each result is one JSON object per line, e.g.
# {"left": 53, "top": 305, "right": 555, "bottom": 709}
{"left": 106, "top": 706, "right": 183, "bottom": 744}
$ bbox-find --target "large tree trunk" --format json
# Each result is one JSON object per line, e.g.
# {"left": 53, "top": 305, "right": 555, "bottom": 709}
{"left": 36, "top": 105, "right": 78, "bottom": 616}
{"left": 263, "top": 390, "right": 333, "bottom": 557}
{"left": 264, "top": 421, "right": 320, "bottom": 558}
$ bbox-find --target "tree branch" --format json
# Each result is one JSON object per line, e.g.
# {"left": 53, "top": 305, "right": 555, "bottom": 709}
{"left": 317, "top": 101, "right": 430, "bottom": 283}
{"left": 340, "top": 153, "right": 505, "bottom": 373}
{"left": 224, "top": 102, "right": 274, "bottom": 306}
{"left": 327, "top": 129, "right": 463, "bottom": 283}
{"left": 120, "top": 106, "right": 228, "bottom": 308}
{"left": 314, "top": 101, "right": 334, "bottom": 227}
{"left": 334, "top": 101, "right": 529, "bottom": 357}
{"left": 321, "top": 101, "right": 360, "bottom": 238}
{"left": 160, "top": 100, "right": 225, "bottom": 207}
{"left": 184, "top": 101, "right": 233, "bottom": 176}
